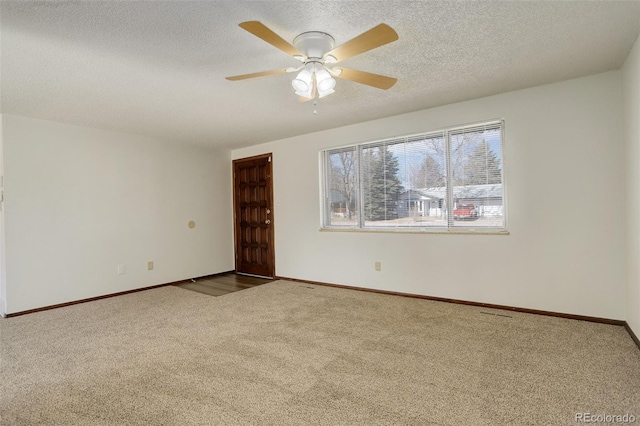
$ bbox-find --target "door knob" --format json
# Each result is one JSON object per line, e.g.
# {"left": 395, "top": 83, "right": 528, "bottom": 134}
{"left": 266, "top": 209, "right": 271, "bottom": 214}
{"left": 265, "top": 219, "right": 271, "bottom": 224}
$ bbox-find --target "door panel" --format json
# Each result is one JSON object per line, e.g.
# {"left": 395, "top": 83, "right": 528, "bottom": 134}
{"left": 233, "top": 154, "right": 274, "bottom": 278}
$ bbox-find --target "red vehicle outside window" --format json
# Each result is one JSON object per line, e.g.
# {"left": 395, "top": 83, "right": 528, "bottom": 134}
{"left": 453, "top": 204, "right": 478, "bottom": 220}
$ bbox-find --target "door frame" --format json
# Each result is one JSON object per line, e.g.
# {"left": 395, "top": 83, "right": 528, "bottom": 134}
{"left": 232, "top": 153, "right": 275, "bottom": 278}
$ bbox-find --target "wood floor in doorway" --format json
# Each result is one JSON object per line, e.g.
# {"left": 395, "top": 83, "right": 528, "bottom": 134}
{"left": 174, "top": 273, "right": 273, "bottom": 297}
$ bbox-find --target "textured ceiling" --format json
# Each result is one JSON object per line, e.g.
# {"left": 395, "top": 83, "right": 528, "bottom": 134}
{"left": 1, "top": 1, "right": 639, "bottom": 149}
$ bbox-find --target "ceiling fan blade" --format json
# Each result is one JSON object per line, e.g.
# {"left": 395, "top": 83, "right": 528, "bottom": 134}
{"left": 226, "top": 69, "right": 288, "bottom": 81}
{"left": 335, "top": 68, "right": 397, "bottom": 90}
{"left": 325, "top": 24, "right": 398, "bottom": 62}
{"left": 239, "top": 21, "right": 303, "bottom": 57}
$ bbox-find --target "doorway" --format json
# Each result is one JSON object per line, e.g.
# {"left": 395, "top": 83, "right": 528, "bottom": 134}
{"left": 233, "top": 153, "right": 275, "bottom": 278}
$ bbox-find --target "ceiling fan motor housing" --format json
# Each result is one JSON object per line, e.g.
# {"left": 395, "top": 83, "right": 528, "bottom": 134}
{"left": 293, "top": 31, "right": 335, "bottom": 60}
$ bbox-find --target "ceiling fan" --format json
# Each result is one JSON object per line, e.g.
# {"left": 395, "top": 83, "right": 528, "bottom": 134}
{"left": 225, "top": 21, "right": 399, "bottom": 101}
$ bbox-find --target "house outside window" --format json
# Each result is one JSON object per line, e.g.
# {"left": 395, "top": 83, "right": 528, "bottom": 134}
{"left": 322, "top": 120, "right": 506, "bottom": 232}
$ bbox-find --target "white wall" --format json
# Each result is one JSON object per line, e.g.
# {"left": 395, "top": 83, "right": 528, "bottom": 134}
{"left": 233, "top": 71, "right": 626, "bottom": 320}
{"left": 624, "top": 35, "right": 640, "bottom": 337}
{"left": 2, "top": 115, "right": 234, "bottom": 314}
{"left": 0, "top": 114, "right": 5, "bottom": 317}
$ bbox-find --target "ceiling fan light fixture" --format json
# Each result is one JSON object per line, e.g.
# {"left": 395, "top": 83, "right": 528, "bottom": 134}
{"left": 296, "top": 89, "right": 314, "bottom": 99}
{"left": 318, "top": 78, "right": 336, "bottom": 92}
{"left": 317, "top": 88, "right": 335, "bottom": 99}
{"left": 291, "top": 79, "right": 309, "bottom": 92}
{"left": 315, "top": 69, "right": 336, "bottom": 92}
{"left": 291, "top": 69, "right": 313, "bottom": 92}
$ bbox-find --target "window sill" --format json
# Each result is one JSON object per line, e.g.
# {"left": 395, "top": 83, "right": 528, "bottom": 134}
{"left": 319, "top": 227, "right": 509, "bottom": 235}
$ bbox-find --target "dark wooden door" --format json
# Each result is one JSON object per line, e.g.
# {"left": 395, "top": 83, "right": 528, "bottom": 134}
{"left": 233, "top": 154, "right": 275, "bottom": 278}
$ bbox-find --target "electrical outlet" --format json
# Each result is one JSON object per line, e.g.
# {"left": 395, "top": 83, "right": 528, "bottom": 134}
{"left": 147, "top": 261, "right": 154, "bottom": 271}
{"left": 117, "top": 264, "right": 126, "bottom": 275}
{"left": 375, "top": 261, "right": 381, "bottom": 272}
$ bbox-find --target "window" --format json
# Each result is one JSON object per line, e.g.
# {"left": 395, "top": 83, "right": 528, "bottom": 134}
{"left": 322, "top": 120, "right": 505, "bottom": 232}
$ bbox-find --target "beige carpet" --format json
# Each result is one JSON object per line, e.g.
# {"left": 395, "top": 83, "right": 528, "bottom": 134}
{"left": 1, "top": 280, "right": 639, "bottom": 425}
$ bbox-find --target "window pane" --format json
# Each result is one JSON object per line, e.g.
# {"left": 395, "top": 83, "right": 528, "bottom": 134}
{"left": 326, "top": 148, "right": 358, "bottom": 227}
{"left": 399, "top": 135, "right": 448, "bottom": 227}
{"left": 361, "top": 143, "right": 405, "bottom": 227}
{"left": 449, "top": 126, "right": 504, "bottom": 228}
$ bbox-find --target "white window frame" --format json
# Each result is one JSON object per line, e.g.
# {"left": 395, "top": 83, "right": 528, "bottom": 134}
{"left": 320, "top": 119, "right": 507, "bottom": 233}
